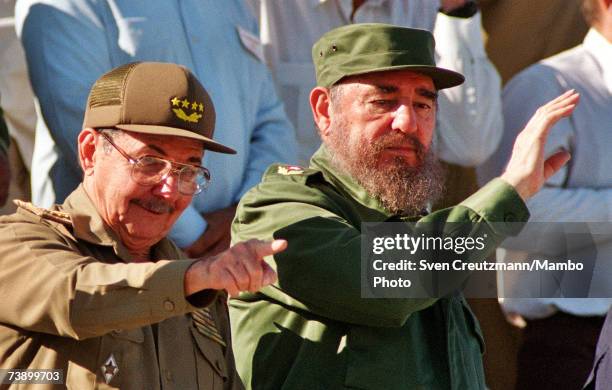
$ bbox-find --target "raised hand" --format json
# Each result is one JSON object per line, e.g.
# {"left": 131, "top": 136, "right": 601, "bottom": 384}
{"left": 500, "top": 90, "right": 579, "bottom": 200}
{"left": 184, "top": 239, "right": 287, "bottom": 297}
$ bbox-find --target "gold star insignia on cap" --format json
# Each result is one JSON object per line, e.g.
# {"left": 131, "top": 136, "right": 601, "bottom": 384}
{"left": 172, "top": 97, "right": 203, "bottom": 123}
{"left": 101, "top": 354, "right": 119, "bottom": 384}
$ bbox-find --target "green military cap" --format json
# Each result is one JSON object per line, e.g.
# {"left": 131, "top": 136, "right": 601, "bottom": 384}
{"left": 312, "top": 23, "right": 465, "bottom": 90}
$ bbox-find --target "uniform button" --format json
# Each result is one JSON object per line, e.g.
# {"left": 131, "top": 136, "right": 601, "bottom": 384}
{"left": 163, "top": 299, "right": 175, "bottom": 312}
{"left": 164, "top": 369, "right": 173, "bottom": 382}
{"left": 112, "top": 329, "right": 123, "bottom": 335}
{"left": 504, "top": 212, "right": 516, "bottom": 222}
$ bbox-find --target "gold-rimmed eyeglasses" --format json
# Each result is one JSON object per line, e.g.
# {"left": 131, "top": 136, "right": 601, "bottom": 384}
{"left": 96, "top": 129, "right": 210, "bottom": 195}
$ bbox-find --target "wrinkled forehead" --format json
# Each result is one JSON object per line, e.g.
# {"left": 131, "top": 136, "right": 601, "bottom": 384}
{"left": 338, "top": 69, "right": 436, "bottom": 89}
{"left": 334, "top": 70, "right": 437, "bottom": 102}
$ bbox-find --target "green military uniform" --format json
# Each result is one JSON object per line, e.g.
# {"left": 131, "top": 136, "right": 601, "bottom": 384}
{"left": 229, "top": 146, "right": 529, "bottom": 389}
{"left": 0, "top": 185, "right": 243, "bottom": 390}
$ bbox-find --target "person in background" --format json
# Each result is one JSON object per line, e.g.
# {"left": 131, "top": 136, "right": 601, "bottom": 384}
{"left": 482, "top": 0, "right": 612, "bottom": 388}
{"left": 479, "top": 0, "right": 589, "bottom": 84}
{"left": 0, "top": 0, "right": 35, "bottom": 214}
{"left": 15, "top": 0, "right": 297, "bottom": 258}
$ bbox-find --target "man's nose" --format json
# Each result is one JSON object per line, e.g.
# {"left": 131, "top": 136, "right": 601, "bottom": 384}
{"left": 391, "top": 104, "right": 418, "bottom": 134}
{"left": 154, "top": 171, "right": 181, "bottom": 198}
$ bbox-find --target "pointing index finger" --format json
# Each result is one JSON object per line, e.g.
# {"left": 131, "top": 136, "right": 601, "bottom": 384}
{"left": 248, "top": 239, "right": 288, "bottom": 259}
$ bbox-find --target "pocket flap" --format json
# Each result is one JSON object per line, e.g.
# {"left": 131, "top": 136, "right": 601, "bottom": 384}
{"left": 110, "top": 328, "right": 145, "bottom": 343}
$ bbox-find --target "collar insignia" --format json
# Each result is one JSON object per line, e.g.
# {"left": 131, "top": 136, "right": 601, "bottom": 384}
{"left": 277, "top": 165, "right": 304, "bottom": 175}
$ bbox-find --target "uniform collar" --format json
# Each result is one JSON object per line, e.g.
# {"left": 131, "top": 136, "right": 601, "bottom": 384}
{"left": 584, "top": 28, "right": 612, "bottom": 90}
{"left": 310, "top": 145, "right": 392, "bottom": 216}
{"left": 60, "top": 185, "right": 178, "bottom": 262}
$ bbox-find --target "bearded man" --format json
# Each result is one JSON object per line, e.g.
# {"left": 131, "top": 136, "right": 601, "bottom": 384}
{"left": 228, "top": 23, "right": 578, "bottom": 389}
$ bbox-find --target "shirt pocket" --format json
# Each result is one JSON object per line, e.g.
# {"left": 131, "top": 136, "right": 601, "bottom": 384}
{"left": 66, "top": 338, "right": 99, "bottom": 390}
{"left": 65, "top": 329, "right": 143, "bottom": 390}
{"left": 190, "top": 325, "right": 228, "bottom": 390}
{"left": 105, "top": 16, "right": 179, "bottom": 62}
{"left": 343, "top": 325, "right": 434, "bottom": 389}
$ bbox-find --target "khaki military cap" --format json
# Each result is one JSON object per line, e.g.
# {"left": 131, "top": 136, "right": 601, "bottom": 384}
{"left": 83, "top": 61, "right": 235, "bottom": 154}
{"left": 312, "top": 23, "right": 465, "bottom": 90}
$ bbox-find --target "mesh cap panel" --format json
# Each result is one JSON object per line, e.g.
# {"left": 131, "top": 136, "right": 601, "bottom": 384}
{"left": 89, "top": 62, "right": 140, "bottom": 108}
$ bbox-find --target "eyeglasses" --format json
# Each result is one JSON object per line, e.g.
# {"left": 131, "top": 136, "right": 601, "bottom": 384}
{"left": 97, "top": 129, "right": 210, "bottom": 195}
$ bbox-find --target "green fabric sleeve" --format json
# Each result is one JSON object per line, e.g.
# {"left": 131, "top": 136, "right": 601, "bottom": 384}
{"left": 233, "top": 175, "right": 529, "bottom": 327}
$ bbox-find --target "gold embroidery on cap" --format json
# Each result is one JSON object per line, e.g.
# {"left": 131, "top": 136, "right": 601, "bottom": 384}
{"left": 171, "top": 97, "right": 204, "bottom": 123}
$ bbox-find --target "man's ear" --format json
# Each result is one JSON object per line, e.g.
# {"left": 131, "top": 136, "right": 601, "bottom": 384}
{"left": 310, "top": 87, "right": 333, "bottom": 138}
{"left": 78, "top": 128, "right": 98, "bottom": 176}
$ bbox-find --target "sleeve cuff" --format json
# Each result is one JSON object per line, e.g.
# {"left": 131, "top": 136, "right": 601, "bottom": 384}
{"left": 144, "top": 259, "right": 217, "bottom": 315}
{"left": 460, "top": 178, "right": 530, "bottom": 235}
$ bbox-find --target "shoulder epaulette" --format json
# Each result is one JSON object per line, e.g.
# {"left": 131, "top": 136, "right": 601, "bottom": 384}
{"left": 265, "top": 164, "right": 320, "bottom": 179}
{"left": 13, "top": 200, "right": 73, "bottom": 226}
{"left": 276, "top": 165, "right": 306, "bottom": 176}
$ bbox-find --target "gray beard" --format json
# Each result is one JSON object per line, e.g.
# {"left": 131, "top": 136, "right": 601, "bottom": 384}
{"left": 325, "top": 123, "right": 446, "bottom": 216}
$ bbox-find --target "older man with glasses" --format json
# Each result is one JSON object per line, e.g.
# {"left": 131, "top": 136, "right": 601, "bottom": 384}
{"left": 0, "top": 61, "right": 285, "bottom": 389}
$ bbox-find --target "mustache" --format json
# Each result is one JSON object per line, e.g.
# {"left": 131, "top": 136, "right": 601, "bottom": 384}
{"left": 132, "top": 198, "right": 175, "bottom": 214}
{"left": 372, "top": 133, "right": 426, "bottom": 159}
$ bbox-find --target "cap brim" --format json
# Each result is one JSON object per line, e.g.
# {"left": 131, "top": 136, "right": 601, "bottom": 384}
{"left": 115, "top": 124, "right": 236, "bottom": 154}
{"left": 340, "top": 65, "right": 465, "bottom": 90}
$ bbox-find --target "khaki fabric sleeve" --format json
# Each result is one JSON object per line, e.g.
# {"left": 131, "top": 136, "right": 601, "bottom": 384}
{"left": 0, "top": 217, "right": 200, "bottom": 339}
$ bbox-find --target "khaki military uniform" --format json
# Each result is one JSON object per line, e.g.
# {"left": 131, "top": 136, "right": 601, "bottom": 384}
{"left": 230, "top": 146, "right": 530, "bottom": 390}
{"left": 0, "top": 185, "right": 243, "bottom": 390}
